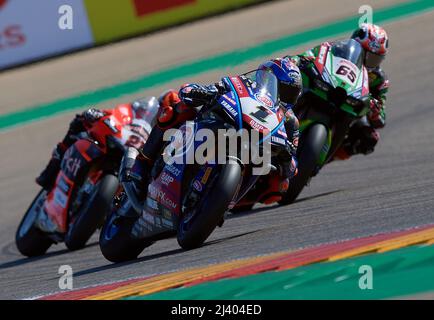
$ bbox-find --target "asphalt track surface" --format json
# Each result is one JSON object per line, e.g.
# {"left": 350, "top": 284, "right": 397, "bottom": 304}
{"left": 1, "top": 0, "right": 434, "bottom": 299}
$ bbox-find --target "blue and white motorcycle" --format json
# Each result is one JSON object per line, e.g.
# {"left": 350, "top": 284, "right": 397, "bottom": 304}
{"left": 99, "top": 70, "right": 293, "bottom": 262}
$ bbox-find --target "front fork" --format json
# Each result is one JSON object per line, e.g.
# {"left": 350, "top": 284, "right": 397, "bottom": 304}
{"left": 69, "top": 166, "right": 103, "bottom": 219}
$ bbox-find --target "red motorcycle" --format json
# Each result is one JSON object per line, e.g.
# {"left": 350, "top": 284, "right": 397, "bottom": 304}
{"left": 15, "top": 98, "right": 158, "bottom": 256}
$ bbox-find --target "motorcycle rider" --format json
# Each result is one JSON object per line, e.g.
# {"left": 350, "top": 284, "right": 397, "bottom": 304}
{"left": 35, "top": 98, "right": 158, "bottom": 190}
{"left": 285, "top": 23, "right": 389, "bottom": 159}
{"left": 121, "top": 58, "right": 303, "bottom": 188}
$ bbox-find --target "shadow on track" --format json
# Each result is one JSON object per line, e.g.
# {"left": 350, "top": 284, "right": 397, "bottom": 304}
{"left": 227, "top": 189, "right": 343, "bottom": 218}
{"left": 227, "top": 204, "right": 280, "bottom": 219}
{"left": 73, "top": 230, "right": 260, "bottom": 278}
{"left": 293, "top": 189, "right": 343, "bottom": 204}
{"left": 0, "top": 241, "right": 99, "bottom": 269}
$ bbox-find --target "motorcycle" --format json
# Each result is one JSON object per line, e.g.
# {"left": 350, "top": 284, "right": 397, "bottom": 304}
{"left": 99, "top": 70, "right": 292, "bottom": 262}
{"left": 15, "top": 98, "right": 158, "bottom": 256}
{"left": 279, "top": 39, "right": 371, "bottom": 204}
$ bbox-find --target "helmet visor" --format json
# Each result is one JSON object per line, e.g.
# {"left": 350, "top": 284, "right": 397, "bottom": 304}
{"left": 279, "top": 81, "right": 301, "bottom": 106}
{"left": 132, "top": 97, "right": 159, "bottom": 124}
{"left": 365, "top": 51, "right": 385, "bottom": 68}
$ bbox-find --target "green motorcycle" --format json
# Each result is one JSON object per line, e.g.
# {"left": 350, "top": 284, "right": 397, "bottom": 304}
{"left": 279, "top": 39, "right": 371, "bottom": 204}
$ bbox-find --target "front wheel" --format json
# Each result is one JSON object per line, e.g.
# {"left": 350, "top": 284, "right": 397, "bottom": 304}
{"left": 99, "top": 203, "right": 152, "bottom": 263}
{"left": 279, "top": 123, "right": 328, "bottom": 205}
{"left": 177, "top": 162, "right": 242, "bottom": 250}
{"left": 65, "top": 174, "right": 119, "bottom": 251}
{"left": 15, "top": 190, "right": 53, "bottom": 257}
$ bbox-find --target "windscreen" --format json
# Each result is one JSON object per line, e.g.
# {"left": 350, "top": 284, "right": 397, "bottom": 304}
{"left": 243, "top": 69, "right": 279, "bottom": 107}
{"left": 132, "top": 97, "right": 159, "bottom": 130}
{"left": 331, "top": 39, "right": 365, "bottom": 68}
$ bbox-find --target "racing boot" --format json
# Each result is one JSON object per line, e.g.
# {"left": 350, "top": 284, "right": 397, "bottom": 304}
{"left": 35, "top": 113, "right": 87, "bottom": 190}
{"left": 141, "top": 125, "right": 166, "bottom": 178}
{"left": 336, "top": 123, "right": 379, "bottom": 160}
{"left": 35, "top": 143, "right": 67, "bottom": 190}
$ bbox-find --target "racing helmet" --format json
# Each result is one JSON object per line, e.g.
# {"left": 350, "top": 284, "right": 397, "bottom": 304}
{"left": 258, "top": 58, "right": 302, "bottom": 108}
{"left": 351, "top": 23, "right": 389, "bottom": 69}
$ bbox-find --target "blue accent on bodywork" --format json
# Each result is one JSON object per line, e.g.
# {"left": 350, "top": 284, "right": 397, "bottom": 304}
{"left": 218, "top": 95, "right": 239, "bottom": 119}
{"left": 224, "top": 77, "right": 243, "bottom": 130}
{"left": 258, "top": 119, "right": 286, "bottom": 145}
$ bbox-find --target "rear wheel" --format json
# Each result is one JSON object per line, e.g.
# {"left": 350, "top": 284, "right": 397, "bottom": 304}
{"left": 15, "top": 190, "right": 53, "bottom": 257}
{"left": 177, "top": 162, "right": 242, "bottom": 250}
{"left": 279, "top": 123, "right": 328, "bottom": 205}
{"left": 65, "top": 174, "right": 119, "bottom": 251}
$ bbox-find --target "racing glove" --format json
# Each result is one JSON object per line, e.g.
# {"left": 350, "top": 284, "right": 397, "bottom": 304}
{"left": 68, "top": 115, "right": 87, "bottom": 135}
{"left": 83, "top": 108, "right": 105, "bottom": 123}
{"left": 68, "top": 108, "right": 104, "bottom": 134}
{"left": 368, "top": 98, "right": 385, "bottom": 129}
{"left": 179, "top": 84, "right": 219, "bottom": 107}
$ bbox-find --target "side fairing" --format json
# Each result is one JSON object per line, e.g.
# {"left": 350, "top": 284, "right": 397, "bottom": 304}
{"left": 44, "top": 140, "right": 104, "bottom": 233}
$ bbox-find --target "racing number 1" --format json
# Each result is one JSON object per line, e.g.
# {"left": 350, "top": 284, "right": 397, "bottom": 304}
{"left": 250, "top": 106, "right": 271, "bottom": 123}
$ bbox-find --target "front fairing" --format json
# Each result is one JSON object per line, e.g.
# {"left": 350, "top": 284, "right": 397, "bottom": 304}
{"left": 220, "top": 75, "right": 289, "bottom": 145}
{"left": 301, "top": 41, "right": 370, "bottom": 117}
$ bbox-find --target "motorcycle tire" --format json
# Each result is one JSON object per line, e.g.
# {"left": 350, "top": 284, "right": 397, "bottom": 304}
{"left": 177, "top": 161, "right": 242, "bottom": 250}
{"left": 65, "top": 174, "right": 118, "bottom": 251}
{"left": 16, "top": 190, "right": 53, "bottom": 257}
{"left": 99, "top": 205, "right": 152, "bottom": 263}
{"left": 279, "top": 123, "right": 328, "bottom": 205}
